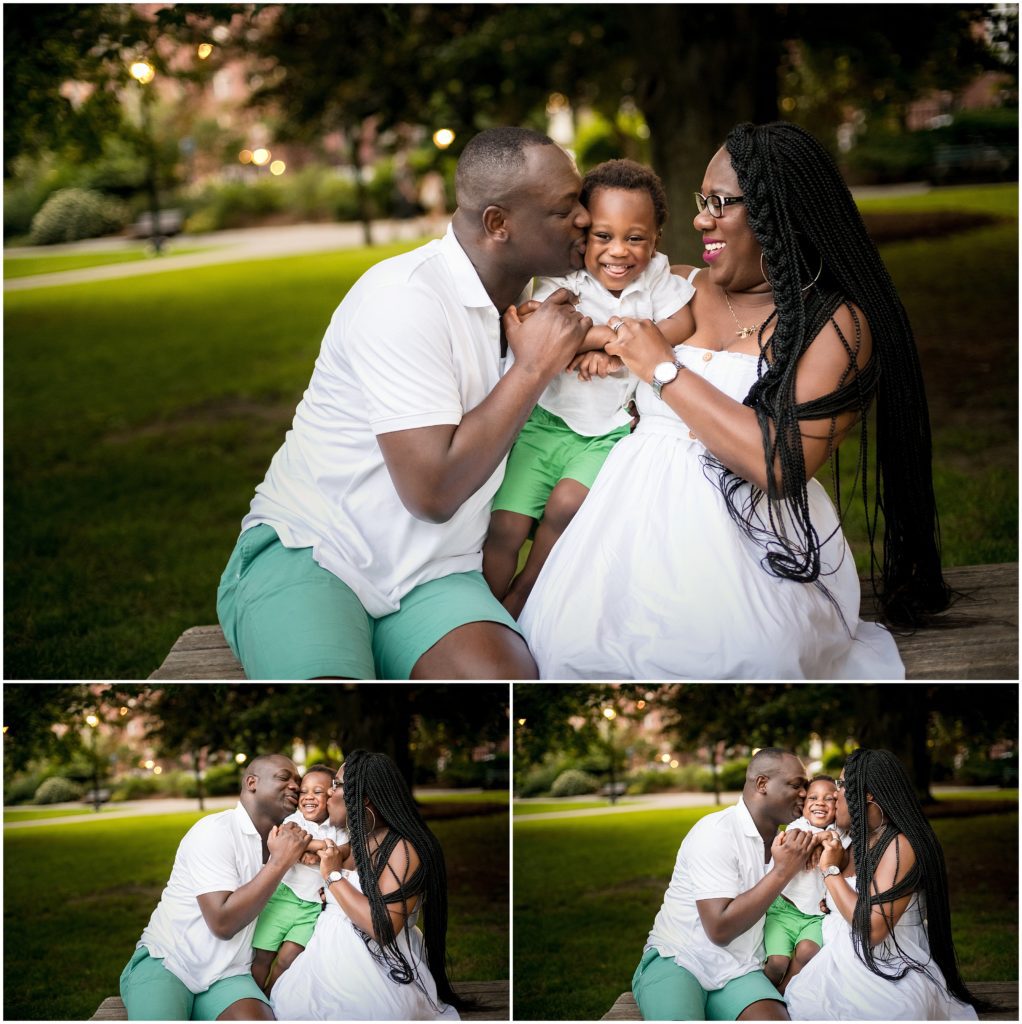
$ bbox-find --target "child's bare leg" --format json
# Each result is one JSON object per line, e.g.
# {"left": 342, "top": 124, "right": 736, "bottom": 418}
{"left": 502, "top": 479, "right": 588, "bottom": 619}
{"left": 482, "top": 510, "right": 535, "bottom": 599}
{"left": 763, "top": 954, "right": 790, "bottom": 990}
{"left": 778, "top": 939, "right": 820, "bottom": 992}
{"left": 250, "top": 948, "right": 275, "bottom": 992}
{"left": 265, "top": 939, "right": 306, "bottom": 993}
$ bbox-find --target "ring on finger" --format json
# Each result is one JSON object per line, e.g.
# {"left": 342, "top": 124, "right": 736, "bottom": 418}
{"left": 610, "top": 320, "right": 624, "bottom": 333}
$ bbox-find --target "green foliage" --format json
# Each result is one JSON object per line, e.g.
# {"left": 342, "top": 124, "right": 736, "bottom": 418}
{"left": 717, "top": 758, "right": 751, "bottom": 791}
{"left": 201, "top": 762, "right": 244, "bottom": 796}
{"left": 516, "top": 756, "right": 570, "bottom": 798}
{"left": 627, "top": 764, "right": 715, "bottom": 794}
{"left": 954, "top": 754, "right": 1019, "bottom": 787}
{"left": 109, "top": 774, "right": 164, "bottom": 801}
{"left": 33, "top": 776, "right": 84, "bottom": 804}
{"left": 29, "top": 187, "right": 127, "bottom": 245}
{"left": 5, "top": 770, "right": 51, "bottom": 805}
{"left": 820, "top": 743, "right": 850, "bottom": 774}
{"left": 550, "top": 768, "right": 601, "bottom": 798}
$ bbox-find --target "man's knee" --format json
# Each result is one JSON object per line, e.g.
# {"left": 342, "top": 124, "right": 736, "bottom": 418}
{"left": 737, "top": 998, "right": 789, "bottom": 1021}
{"left": 411, "top": 621, "right": 537, "bottom": 679}
{"left": 217, "top": 998, "right": 275, "bottom": 1021}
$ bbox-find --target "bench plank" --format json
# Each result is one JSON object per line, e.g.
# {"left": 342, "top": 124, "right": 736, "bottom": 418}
{"left": 603, "top": 980, "right": 1017, "bottom": 1020}
{"left": 151, "top": 563, "right": 1017, "bottom": 680}
{"left": 91, "top": 979, "right": 508, "bottom": 1020}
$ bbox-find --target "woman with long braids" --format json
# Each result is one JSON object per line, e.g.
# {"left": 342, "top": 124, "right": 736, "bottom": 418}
{"left": 270, "top": 750, "right": 460, "bottom": 1020}
{"left": 785, "top": 749, "right": 978, "bottom": 1019}
{"left": 520, "top": 121, "right": 948, "bottom": 679}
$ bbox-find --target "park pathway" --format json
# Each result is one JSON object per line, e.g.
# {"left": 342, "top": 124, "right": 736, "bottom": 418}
{"left": 3, "top": 217, "right": 445, "bottom": 292}
{"left": 514, "top": 791, "right": 741, "bottom": 822}
{"left": 4, "top": 786, "right": 482, "bottom": 830}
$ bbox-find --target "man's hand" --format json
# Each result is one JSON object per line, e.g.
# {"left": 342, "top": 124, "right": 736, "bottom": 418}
{"left": 504, "top": 288, "right": 592, "bottom": 381}
{"left": 770, "top": 827, "right": 816, "bottom": 880}
{"left": 267, "top": 822, "right": 311, "bottom": 870}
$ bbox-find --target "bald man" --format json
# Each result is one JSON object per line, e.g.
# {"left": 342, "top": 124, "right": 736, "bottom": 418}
{"left": 218, "top": 127, "right": 593, "bottom": 681}
{"left": 633, "top": 749, "right": 816, "bottom": 1021}
{"left": 120, "top": 755, "right": 311, "bottom": 1021}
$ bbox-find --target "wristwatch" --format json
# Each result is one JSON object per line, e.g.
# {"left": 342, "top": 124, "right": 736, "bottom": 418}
{"left": 820, "top": 865, "right": 841, "bottom": 878}
{"left": 651, "top": 359, "right": 684, "bottom": 399}
{"left": 326, "top": 869, "right": 349, "bottom": 886}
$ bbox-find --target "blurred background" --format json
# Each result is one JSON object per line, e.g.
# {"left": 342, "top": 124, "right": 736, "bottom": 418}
{"left": 4, "top": 4, "right": 1018, "bottom": 678}
{"left": 512, "top": 682, "right": 1018, "bottom": 1020}
{"left": 2, "top": 682, "right": 510, "bottom": 1020}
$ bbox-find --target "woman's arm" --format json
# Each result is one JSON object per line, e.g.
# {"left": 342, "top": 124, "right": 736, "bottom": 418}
{"left": 319, "top": 837, "right": 422, "bottom": 942}
{"left": 605, "top": 303, "right": 873, "bottom": 492}
{"left": 820, "top": 833, "right": 916, "bottom": 944}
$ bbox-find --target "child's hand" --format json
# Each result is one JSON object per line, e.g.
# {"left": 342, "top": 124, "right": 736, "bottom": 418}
{"left": 570, "top": 350, "right": 624, "bottom": 381}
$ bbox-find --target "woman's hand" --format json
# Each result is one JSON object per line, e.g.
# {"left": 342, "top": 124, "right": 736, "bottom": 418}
{"left": 818, "top": 830, "right": 843, "bottom": 870}
{"left": 605, "top": 317, "right": 676, "bottom": 383}
{"left": 317, "top": 838, "right": 352, "bottom": 879}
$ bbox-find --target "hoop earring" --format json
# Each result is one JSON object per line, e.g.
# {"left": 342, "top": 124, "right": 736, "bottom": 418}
{"left": 366, "top": 808, "right": 377, "bottom": 834}
{"left": 759, "top": 253, "right": 772, "bottom": 288}
{"left": 801, "top": 254, "right": 823, "bottom": 293}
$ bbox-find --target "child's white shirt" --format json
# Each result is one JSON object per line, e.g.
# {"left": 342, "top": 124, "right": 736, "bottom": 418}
{"left": 778, "top": 816, "right": 850, "bottom": 917}
{"left": 281, "top": 810, "right": 349, "bottom": 904}
{"left": 530, "top": 252, "right": 694, "bottom": 436}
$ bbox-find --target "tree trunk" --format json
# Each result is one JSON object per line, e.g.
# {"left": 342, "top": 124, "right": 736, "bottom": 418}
{"left": 349, "top": 130, "right": 374, "bottom": 248}
{"left": 856, "top": 686, "right": 934, "bottom": 803}
{"left": 633, "top": 5, "right": 783, "bottom": 262}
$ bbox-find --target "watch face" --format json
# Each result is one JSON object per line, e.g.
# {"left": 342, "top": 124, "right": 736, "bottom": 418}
{"left": 653, "top": 360, "right": 678, "bottom": 384}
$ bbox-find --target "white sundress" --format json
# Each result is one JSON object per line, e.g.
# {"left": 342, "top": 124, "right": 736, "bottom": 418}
{"left": 270, "top": 873, "right": 460, "bottom": 1021}
{"left": 785, "top": 877, "right": 979, "bottom": 1020}
{"left": 519, "top": 343, "right": 905, "bottom": 679}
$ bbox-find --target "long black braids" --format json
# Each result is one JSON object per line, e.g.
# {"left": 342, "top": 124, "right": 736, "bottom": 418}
{"left": 719, "top": 122, "right": 950, "bottom": 626}
{"left": 843, "top": 749, "right": 977, "bottom": 1007}
{"left": 342, "top": 749, "right": 461, "bottom": 1010}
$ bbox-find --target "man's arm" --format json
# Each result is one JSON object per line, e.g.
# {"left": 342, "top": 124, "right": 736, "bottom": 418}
{"left": 196, "top": 824, "right": 310, "bottom": 940}
{"left": 377, "top": 290, "right": 591, "bottom": 523}
{"left": 696, "top": 828, "right": 816, "bottom": 946}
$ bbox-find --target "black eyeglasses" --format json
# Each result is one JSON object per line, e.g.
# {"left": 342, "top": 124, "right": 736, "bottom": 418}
{"left": 330, "top": 778, "right": 344, "bottom": 790}
{"left": 836, "top": 778, "right": 846, "bottom": 790}
{"left": 694, "top": 192, "right": 745, "bottom": 218}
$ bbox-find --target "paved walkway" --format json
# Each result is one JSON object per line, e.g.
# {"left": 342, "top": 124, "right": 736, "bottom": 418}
{"left": 3, "top": 786, "right": 483, "bottom": 830}
{"left": 3, "top": 217, "right": 445, "bottom": 292}
{"left": 515, "top": 791, "right": 742, "bottom": 822}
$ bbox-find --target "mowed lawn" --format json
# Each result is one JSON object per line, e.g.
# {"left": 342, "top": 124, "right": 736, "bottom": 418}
{"left": 4, "top": 183, "right": 1017, "bottom": 678}
{"left": 3, "top": 805, "right": 507, "bottom": 1021}
{"left": 513, "top": 806, "right": 1019, "bottom": 1021}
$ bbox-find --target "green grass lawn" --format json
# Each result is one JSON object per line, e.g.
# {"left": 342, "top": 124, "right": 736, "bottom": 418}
{"left": 4, "top": 184, "right": 1017, "bottom": 678}
{"left": 3, "top": 804, "right": 506, "bottom": 1020}
{"left": 3, "top": 246, "right": 213, "bottom": 278}
{"left": 3, "top": 807, "right": 100, "bottom": 822}
{"left": 418, "top": 789, "right": 509, "bottom": 804}
{"left": 513, "top": 807, "right": 1018, "bottom": 1020}
{"left": 514, "top": 799, "right": 620, "bottom": 815}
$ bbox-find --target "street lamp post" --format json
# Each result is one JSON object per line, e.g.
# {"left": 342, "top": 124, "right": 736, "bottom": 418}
{"left": 85, "top": 713, "right": 101, "bottom": 812}
{"left": 130, "top": 59, "right": 164, "bottom": 255}
{"left": 603, "top": 707, "right": 618, "bottom": 805}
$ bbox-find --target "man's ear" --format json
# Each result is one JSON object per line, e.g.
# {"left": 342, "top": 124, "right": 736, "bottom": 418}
{"left": 482, "top": 204, "right": 509, "bottom": 242}
{"left": 754, "top": 774, "right": 770, "bottom": 795}
{"left": 244, "top": 773, "right": 258, "bottom": 793}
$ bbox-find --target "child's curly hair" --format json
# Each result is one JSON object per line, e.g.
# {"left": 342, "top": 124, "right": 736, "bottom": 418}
{"left": 580, "top": 159, "right": 669, "bottom": 231}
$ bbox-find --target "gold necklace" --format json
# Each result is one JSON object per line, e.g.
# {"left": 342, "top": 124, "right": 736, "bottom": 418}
{"left": 722, "top": 289, "right": 774, "bottom": 339}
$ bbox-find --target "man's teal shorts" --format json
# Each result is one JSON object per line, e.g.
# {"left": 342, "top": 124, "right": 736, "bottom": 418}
{"left": 119, "top": 946, "right": 270, "bottom": 1021}
{"left": 632, "top": 948, "right": 785, "bottom": 1020}
{"left": 252, "top": 882, "right": 321, "bottom": 951}
{"left": 217, "top": 523, "right": 522, "bottom": 679}
{"left": 491, "top": 403, "right": 629, "bottom": 519}
{"left": 763, "top": 894, "right": 824, "bottom": 957}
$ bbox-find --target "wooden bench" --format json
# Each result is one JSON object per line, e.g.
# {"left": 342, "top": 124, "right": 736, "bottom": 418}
{"left": 91, "top": 978, "right": 508, "bottom": 1020}
{"left": 151, "top": 562, "right": 1017, "bottom": 679}
{"left": 603, "top": 980, "right": 1018, "bottom": 1020}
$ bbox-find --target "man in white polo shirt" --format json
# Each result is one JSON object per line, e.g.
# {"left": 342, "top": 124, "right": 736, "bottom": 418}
{"left": 632, "top": 749, "right": 815, "bottom": 1021}
{"left": 217, "top": 126, "right": 593, "bottom": 680}
{"left": 120, "top": 755, "right": 312, "bottom": 1020}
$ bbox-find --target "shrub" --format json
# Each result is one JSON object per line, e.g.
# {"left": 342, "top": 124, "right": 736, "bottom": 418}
{"left": 109, "top": 774, "right": 163, "bottom": 801}
{"left": 717, "top": 758, "right": 750, "bottom": 791}
{"left": 550, "top": 768, "right": 601, "bottom": 798}
{"left": 29, "top": 188, "right": 128, "bottom": 245}
{"left": 4, "top": 771, "right": 50, "bottom": 805}
{"left": 516, "top": 757, "right": 570, "bottom": 798}
{"left": 33, "top": 776, "right": 84, "bottom": 804}
{"left": 203, "top": 762, "right": 243, "bottom": 796}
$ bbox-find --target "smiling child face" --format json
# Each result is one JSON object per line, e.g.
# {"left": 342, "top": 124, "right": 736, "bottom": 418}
{"left": 803, "top": 778, "right": 838, "bottom": 827}
{"left": 584, "top": 187, "right": 659, "bottom": 295}
{"left": 298, "top": 770, "right": 332, "bottom": 824}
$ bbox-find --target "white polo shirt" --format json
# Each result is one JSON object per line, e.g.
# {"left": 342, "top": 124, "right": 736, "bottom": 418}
{"left": 138, "top": 803, "right": 264, "bottom": 993}
{"left": 280, "top": 811, "right": 348, "bottom": 904}
{"left": 244, "top": 226, "right": 516, "bottom": 617}
{"left": 530, "top": 252, "right": 693, "bottom": 436}
{"left": 645, "top": 797, "right": 771, "bottom": 990}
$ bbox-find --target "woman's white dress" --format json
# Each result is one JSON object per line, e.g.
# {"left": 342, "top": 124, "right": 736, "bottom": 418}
{"left": 785, "top": 877, "right": 978, "bottom": 1020}
{"left": 270, "top": 874, "right": 459, "bottom": 1021}
{"left": 519, "top": 344, "right": 904, "bottom": 679}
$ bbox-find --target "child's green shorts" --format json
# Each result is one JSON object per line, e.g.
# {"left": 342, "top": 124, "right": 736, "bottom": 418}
{"left": 763, "top": 894, "right": 825, "bottom": 957}
{"left": 119, "top": 946, "right": 270, "bottom": 1020}
{"left": 252, "top": 882, "right": 321, "bottom": 951}
{"left": 492, "top": 404, "right": 629, "bottom": 519}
